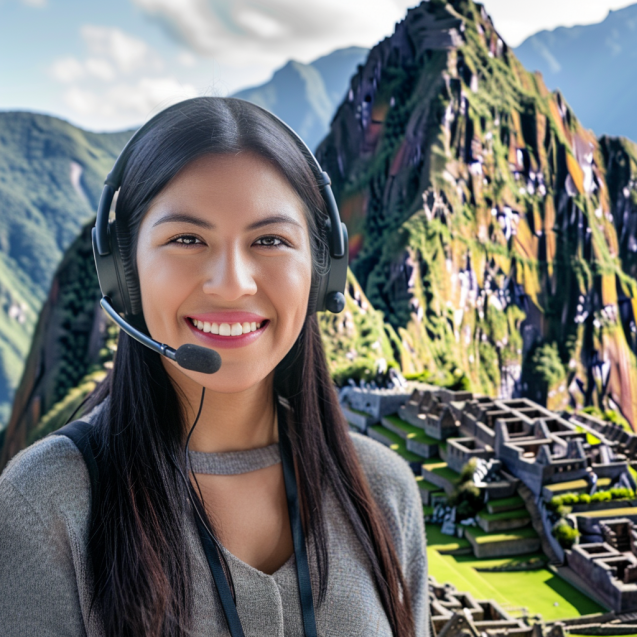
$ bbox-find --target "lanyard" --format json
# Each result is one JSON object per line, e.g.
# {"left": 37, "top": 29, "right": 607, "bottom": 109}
{"left": 194, "top": 397, "right": 318, "bottom": 637}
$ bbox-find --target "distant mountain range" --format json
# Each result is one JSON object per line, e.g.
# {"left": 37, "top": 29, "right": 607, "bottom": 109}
{"left": 0, "top": 48, "right": 368, "bottom": 429}
{"left": 232, "top": 46, "right": 369, "bottom": 151}
{"left": 0, "top": 113, "right": 129, "bottom": 425}
{"left": 515, "top": 2, "right": 637, "bottom": 142}
{"left": 5, "top": 0, "right": 637, "bottom": 465}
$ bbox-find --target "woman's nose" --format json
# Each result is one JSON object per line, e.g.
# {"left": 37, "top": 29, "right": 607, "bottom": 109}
{"left": 201, "top": 244, "right": 258, "bottom": 301}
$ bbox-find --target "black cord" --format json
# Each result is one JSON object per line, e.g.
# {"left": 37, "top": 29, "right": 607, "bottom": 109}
{"left": 177, "top": 387, "right": 237, "bottom": 602}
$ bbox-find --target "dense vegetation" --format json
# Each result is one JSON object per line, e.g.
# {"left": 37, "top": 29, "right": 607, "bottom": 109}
{"left": 0, "top": 112, "right": 130, "bottom": 425}
{"left": 317, "top": 0, "right": 637, "bottom": 424}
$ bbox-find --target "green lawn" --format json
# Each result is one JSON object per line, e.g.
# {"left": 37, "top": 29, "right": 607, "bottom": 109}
{"left": 577, "top": 506, "right": 637, "bottom": 518}
{"left": 415, "top": 476, "right": 443, "bottom": 492}
{"left": 487, "top": 495, "right": 524, "bottom": 513}
{"left": 427, "top": 549, "right": 605, "bottom": 622}
{"left": 368, "top": 425, "right": 423, "bottom": 462}
{"left": 478, "top": 508, "right": 530, "bottom": 522}
{"left": 422, "top": 460, "right": 460, "bottom": 483}
{"left": 426, "top": 523, "right": 471, "bottom": 552}
{"left": 544, "top": 477, "right": 611, "bottom": 494}
{"left": 343, "top": 405, "right": 372, "bottom": 418}
{"left": 382, "top": 415, "right": 439, "bottom": 445}
{"left": 464, "top": 526, "right": 538, "bottom": 544}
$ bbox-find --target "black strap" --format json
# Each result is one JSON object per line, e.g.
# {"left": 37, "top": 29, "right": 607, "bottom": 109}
{"left": 192, "top": 501, "right": 246, "bottom": 637}
{"left": 53, "top": 409, "right": 318, "bottom": 637}
{"left": 53, "top": 420, "right": 100, "bottom": 507}
{"left": 276, "top": 399, "right": 318, "bottom": 637}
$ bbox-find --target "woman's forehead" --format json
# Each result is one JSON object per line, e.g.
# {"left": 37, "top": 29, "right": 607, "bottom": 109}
{"left": 144, "top": 152, "right": 308, "bottom": 228}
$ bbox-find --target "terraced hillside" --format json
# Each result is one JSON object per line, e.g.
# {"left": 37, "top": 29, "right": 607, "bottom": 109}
{"left": 316, "top": 0, "right": 637, "bottom": 426}
{"left": 0, "top": 113, "right": 130, "bottom": 424}
{"left": 5, "top": 0, "right": 637, "bottom": 465}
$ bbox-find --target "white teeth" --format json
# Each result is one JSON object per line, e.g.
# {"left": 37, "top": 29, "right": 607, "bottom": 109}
{"left": 191, "top": 319, "right": 265, "bottom": 335}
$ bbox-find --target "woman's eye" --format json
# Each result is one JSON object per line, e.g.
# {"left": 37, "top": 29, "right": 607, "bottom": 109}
{"left": 255, "top": 236, "right": 287, "bottom": 248}
{"left": 171, "top": 235, "right": 202, "bottom": 246}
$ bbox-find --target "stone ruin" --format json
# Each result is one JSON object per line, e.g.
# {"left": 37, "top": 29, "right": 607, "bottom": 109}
{"left": 567, "top": 518, "right": 637, "bottom": 613}
{"left": 429, "top": 577, "right": 566, "bottom": 637}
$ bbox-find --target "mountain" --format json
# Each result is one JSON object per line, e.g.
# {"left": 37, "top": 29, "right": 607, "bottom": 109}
{"left": 232, "top": 46, "right": 369, "bottom": 151}
{"left": 0, "top": 112, "right": 130, "bottom": 425}
{"left": 315, "top": 0, "right": 637, "bottom": 426}
{"left": 515, "top": 3, "right": 637, "bottom": 142}
{"left": 0, "top": 46, "right": 366, "bottom": 431}
{"left": 5, "top": 0, "right": 637, "bottom": 465}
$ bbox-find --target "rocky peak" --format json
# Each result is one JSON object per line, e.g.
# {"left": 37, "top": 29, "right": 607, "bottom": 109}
{"left": 317, "top": 0, "right": 637, "bottom": 426}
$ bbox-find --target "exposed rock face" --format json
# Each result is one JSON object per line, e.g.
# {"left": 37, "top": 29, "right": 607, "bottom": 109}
{"left": 316, "top": 0, "right": 637, "bottom": 426}
{"left": 0, "top": 112, "right": 129, "bottom": 425}
{"left": 0, "top": 221, "right": 112, "bottom": 468}
{"left": 4, "top": 0, "right": 637, "bottom": 467}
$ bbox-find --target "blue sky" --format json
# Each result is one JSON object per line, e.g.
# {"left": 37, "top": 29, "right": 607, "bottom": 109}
{"left": 1, "top": 0, "right": 635, "bottom": 132}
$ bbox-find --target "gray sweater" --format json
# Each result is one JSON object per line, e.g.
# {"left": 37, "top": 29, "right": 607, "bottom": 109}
{"left": 0, "top": 427, "right": 428, "bottom": 636}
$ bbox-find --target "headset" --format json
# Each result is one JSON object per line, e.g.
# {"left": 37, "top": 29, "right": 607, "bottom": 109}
{"left": 91, "top": 96, "right": 349, "bottom": 376}
{"left": 89, "top": 97, "right": 347, "bottom": 636}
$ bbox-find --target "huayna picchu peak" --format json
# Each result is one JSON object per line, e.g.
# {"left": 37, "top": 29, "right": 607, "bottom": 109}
{"left": 316, "top": 0, "right": 637, "bottom": 428}
{"left": 3, "top": 0, "right": 637, "bottom": 467}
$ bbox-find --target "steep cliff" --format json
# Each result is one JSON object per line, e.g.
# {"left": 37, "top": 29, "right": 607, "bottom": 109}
{"left": 0, "top": 112, "right": 130, "bottom": 424}
{"left": 0, "top": 220, "right": 114, "bottom": 467}
{"left": 5, "top": 0, "right": 637, "bottom": 468}
{"left": 315, "top": 0, "right": 637, "bottom": 426}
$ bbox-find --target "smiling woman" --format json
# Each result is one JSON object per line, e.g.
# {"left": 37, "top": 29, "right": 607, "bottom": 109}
{"left": 0, "top": 98, "right": 427, "bottom": 637}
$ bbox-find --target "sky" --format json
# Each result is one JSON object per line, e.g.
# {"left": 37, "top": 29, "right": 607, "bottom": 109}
{"left": 0, "top": 0, "right": 635, "bottom": 132}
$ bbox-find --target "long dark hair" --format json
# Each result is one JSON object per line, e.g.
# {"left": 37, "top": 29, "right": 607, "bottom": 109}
{"left": 82, "top": 98, "right": 414, "bottom": 636}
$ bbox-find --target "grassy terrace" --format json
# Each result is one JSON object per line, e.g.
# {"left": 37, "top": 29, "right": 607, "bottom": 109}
{"left": 421, "top": 460, "right": 460, "bottom": 483}
{"left": 544, "top": 477, "right": 612, "bottom": 494}
{"left": 427, "top": 545, "right": 605, "bottom": 622}
{"left": 426, "top": 522, "right": 471, "bottom": 552}
{"left": 464, "top": 526, "right": 538, "bottom": 544}
{"left": 478, "top": 508, "right": 530, "bottom": 522}
{"left": 577, "top": 506, "right": 637, "bottom": 518}
{"left": 343, "top": 405, "right": 371, "bottom": 418}
{"left": 487, "top": 496, "right": 524, "bottom": 513}
{"left": 368, "top": 425, "right": 423, "bottom": 462}
{"left": 415, "top": 476, "right": 442, "bottom": 492}
{"left": 382, "top": 414, "right": 439, "bottom": 445}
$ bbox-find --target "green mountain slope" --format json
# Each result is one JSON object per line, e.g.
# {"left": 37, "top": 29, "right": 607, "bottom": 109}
{"left": 0, "top": 112, "right": 130, "bottom": 424}
{"left": 316, "top": 0, "right": 637, "bottom": 425}
{"left": 5, "top": 0, "right": 637, "bottom": 466}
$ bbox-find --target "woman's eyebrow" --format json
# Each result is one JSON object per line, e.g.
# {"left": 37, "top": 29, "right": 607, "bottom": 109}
{"left": 152, "top": 213, "right": 303, "bottom": 230}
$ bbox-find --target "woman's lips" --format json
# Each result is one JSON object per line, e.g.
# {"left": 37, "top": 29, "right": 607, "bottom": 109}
{"left": 185, "top": 317, "right": 269, "bottom": 349}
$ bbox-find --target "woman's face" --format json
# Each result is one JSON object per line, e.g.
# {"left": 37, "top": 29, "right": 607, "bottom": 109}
{"left": 136, "top": 151, "right": 313, "bottom": 394}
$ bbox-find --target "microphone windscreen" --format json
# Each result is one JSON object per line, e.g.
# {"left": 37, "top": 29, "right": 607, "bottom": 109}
{"left": 175, "top": 344, "right": 222, "bottom": 374}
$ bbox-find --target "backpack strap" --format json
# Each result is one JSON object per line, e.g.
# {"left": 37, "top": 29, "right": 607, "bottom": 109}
{"left": 52, "top": 420, "right": 100, "bottom": 507}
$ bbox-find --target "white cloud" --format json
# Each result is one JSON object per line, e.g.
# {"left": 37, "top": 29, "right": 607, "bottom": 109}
{"left": 84, "top": 58, "right": 117, "bottom": 81}
{"left": 21, "top": 0, "right": 46, "bottom": 6}
{"left": 64, "top": 77, "right": 198, "bottom": 119}
{"left": 177, "top": 51, "right": 198, "bottom": 67}
{"left": 80, "top": 26, "right": 162, "bottom": 74}
{"left": 50, "top": 57, "right": 85, "bottom": 83}
{"left": 131, "top": 0, "right": 416, "bottom": 66}
{"left": 50, "top": 26, "right": 162, "bottom": 85}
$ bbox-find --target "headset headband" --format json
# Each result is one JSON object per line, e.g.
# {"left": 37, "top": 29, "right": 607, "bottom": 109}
{"left": 92, "top": 97, "right": 348, "bottom": 317}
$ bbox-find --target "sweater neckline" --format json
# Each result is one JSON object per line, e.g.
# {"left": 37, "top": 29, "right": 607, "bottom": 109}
{"left": 188, "top": 443, "right": 281, "bottom": 475}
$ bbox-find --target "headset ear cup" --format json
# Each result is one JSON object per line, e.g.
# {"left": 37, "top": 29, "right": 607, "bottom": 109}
{"left": 113, "top": 221, "right": 143, "bottom": 316}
